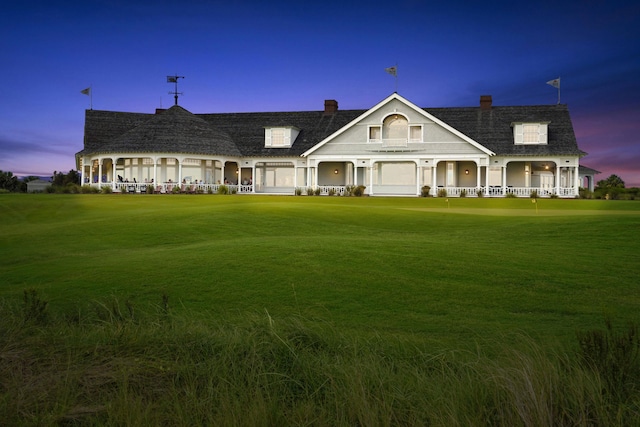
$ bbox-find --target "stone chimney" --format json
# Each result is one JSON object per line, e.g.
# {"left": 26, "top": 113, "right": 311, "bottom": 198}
{"left": 480, "top": 95, "right": 492, "bottom": 110}
{"left": 324, "top": 99, "right": 338, "bottom": 115}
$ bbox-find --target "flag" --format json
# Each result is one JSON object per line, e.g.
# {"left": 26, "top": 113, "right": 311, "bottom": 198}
{"left": 546, "top": 78, "right": 560, "bottom": 88}
{"left": 167, "top": 76, "right": 177, "bottom": 83}
{"left": 385, "top": 66, "right": 397, "bottom": 77}
{"left": 81, "top": 87, "right": 90, "bottom": 95}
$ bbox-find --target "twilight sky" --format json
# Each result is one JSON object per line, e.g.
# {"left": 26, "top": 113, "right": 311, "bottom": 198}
{"left": 1, "top": 0, "right": 639, "bottom": 186}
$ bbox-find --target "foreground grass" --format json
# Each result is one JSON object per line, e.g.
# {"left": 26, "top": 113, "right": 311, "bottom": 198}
{"left": 1, "top": 194, "right": 639, "bottom": 424}
{"left": 2, "top": 296, "right": 639, "bottom": 426}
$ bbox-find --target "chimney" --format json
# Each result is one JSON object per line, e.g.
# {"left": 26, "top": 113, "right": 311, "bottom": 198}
{"left": 480, "top": 95, "right": 492, "bottom": 110}
{"left": 324, "top": 99, "right": 338, "bottom": 115}
{"left": 155, "top": 108, "right": 166, "bottom": 114}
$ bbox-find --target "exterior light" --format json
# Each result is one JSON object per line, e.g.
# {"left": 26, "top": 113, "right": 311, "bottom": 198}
{"left": 464, "top": 169, "right": 469, "bottom": 175}
{"left": 334, "top": 169, "right": 339, "bottom": 174}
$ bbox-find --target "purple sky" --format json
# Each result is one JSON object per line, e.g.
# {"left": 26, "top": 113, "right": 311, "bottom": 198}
{"left": 1, "top": 0, "right": 639, "bottom": 186}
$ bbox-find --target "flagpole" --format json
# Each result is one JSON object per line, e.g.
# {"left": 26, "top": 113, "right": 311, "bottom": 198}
{"left": 557, "top": 77, "right": 560, "bottom": 104}
{"left": 394, "top": 63, "right": 398, "bottom": 93}
{"left": 90, "top": 85, "right": 93, "bottom": 110}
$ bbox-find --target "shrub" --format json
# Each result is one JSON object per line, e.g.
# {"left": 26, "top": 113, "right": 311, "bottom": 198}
{"left": 307, "top": 187, "right": 314, "bottom": 196}
{"left": 550, "top": 193, "right": 559, "bottom": 199}
{"left": 477, "top": 189, "right": 484, "bottom": 198}
{"left": 172, "top": 185, "right": 181, "bottom": 194}
{"left": 146, "top": 185, "right": 154, "bottom": 194}
{"left": 420, "top": 185, "right": 431, "bottom": 197}
{"left": 353, "top": 185, "right": 366, "bottom": 197}
{"left": 579, "top": 187, "right": 593, "bottom": 199}
{"left": 81, "top": 185, "right": 99, "bottom": 194}
{"left": 505, "top": 192, "right": 517, "bottom": 198}
{"left": 344, "top": 185, "right": 355, "bottom": 196}
{"left": 530, "top": 190, "right": 538, "bottom": 199}
{"left": 328, "top": 188, "right": 336, "bottom": 196}
{"left": 460, "top": 189, "right": 467, "bottom": 198}
{"left": 437, "top": 188, "right": 447, "bottom": 198}
{"left": 207, "top": 186, "right": 214, "bottom": 194}
{"left": 314, "top": 187, "right": 321, "bottom": 196}
{"left": 295, "top": 187, "right": 302, "bottom": 196}
{"left": 217, "top": 185, "right": 229, "bottom": 195}
{"left": 101, "top": 186, "right": 113, "bottom": 194}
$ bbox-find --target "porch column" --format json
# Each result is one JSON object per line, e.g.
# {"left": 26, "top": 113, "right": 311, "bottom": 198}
{"left": 574, "top": 165, "right": 580, "bottom": 195}
{"left": 556, "top": 165, "right": 561, "bottom": 195}
{"left": 252, "top": 165, "right": 256, "bottom": 193}
{"left": 294, "top": 166, "right": 298, "bottom": 192}
{"left": 476, "top": 164, "right": 481, "bottom": 189}
{"left": 501, "top": 166, "right": 507, "bottom": 196}
{"left": 369, "top": 163, "right": 374, "bottom": 196}
{"left": 112, "top": 158, "right": 117, "bottom": 191}
{"left": 314, "top": 166, "right": 319, "bottom": 189}
{"left": 415, "top": 161, "right": 420, "bottom": 196}
{"left": 80, "top": 160, "right": 86, "bottom": 185}
{"left": 153, "top": 158, "right": 157, "bottom": 185}
{"left": 432, "top": 164, "right": 437, "bottom": 196}
{"left": 178, "top": 160, "right": 183, "bottom": 185}
{"left": 353, "top": 161, "right": 358, "bottom": 187}
{"left": 98, "top": 160, "right": 103, "bottom": 187}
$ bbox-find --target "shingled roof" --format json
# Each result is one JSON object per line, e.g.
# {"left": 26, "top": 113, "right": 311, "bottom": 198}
{"left": 78, "top": 100, "right": 583, "bottom": 158}
{"left": 427, "top": 104, "right": 584, "bottom": 156}
{"left": 79, "top": 105, "right": 241, "bottom": 157}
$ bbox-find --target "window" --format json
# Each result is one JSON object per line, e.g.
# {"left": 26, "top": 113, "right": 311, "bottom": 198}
{"left": 369, "top": 126, "right": 381, "bottom": 142}
{"left": 265, "top": 127, "right": 299, "bottom": 148}
{"left": 523, "top": 124, "right": 539, "bottom": 143}
{"left": 383, "top": 114, "right": 408, "bottom": 140}
{"left": 271, "top": 129, "right": 285, "bottom": 146}
{"left": 410, "top": 125, "right": 422, "bottom": 141}
{"left": 513, "top": 123, "right": 548, "bottom": 145}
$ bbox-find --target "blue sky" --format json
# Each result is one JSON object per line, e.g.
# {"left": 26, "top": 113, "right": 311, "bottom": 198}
{"left": 1, "top": 0, "right": 639, "bottom": 185}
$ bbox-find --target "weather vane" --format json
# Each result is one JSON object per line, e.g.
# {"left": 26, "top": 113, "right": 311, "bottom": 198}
{"left": 167, "top": 75, "right": 185, "bottom": 105}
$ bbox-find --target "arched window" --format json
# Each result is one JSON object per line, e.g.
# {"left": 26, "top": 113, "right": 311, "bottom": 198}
{"left": 382, "top": 114, "right": 408, "bottom": 140}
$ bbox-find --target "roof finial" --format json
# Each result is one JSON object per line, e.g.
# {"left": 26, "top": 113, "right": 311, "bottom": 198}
{"left": 167, "top": 75, "right": 184, "bottom": 105}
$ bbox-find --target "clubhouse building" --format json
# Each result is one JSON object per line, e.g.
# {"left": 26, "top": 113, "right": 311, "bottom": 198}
{"left": 76, "top": 92, "right": 597, "bottom": 197}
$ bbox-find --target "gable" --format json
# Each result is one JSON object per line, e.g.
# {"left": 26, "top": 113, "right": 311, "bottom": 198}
{"left": 303, "top": 93, "right": 494, "bottom": 157}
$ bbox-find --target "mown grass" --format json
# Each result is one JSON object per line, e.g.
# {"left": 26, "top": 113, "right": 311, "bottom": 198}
{"left": 1, "top": 194, "right": 639, "bottom": 424}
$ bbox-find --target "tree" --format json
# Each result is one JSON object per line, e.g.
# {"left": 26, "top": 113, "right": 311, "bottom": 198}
{"left": 51, "top": 170, "right": 81, "bottom": 187}
{"left": 596, "top": 174, "right": 625, "bottom": 189}
{"left": 595, "top": 174, "right": 626, "bottom": 200}
{"left": 0, "top": 170, "right": 19, "bottom": 192}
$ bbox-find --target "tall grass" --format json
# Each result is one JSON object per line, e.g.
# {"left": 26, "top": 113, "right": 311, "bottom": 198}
{"left": 1, "top": 293, "right": 638, "bottom": 425}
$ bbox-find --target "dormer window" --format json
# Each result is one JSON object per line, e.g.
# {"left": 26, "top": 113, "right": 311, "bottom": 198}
{"left": 513, "top": 122, "right": 549, "bottom": 145}
{"left": 265, "top": 127, "right": 299, "bottom": 148}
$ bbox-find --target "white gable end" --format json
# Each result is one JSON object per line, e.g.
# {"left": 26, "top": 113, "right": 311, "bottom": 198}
{"left": 303, "top": 93, "right": 494, "bottom": 157}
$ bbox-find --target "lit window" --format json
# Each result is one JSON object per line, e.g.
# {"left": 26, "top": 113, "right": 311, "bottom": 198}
{"left": 383, "top": 114, "right": 408, "bottom": 140}
{"left": 271, "top": 129, "right": 285, "bottom": 146}
{"left": 513, "top": 123, "right": 548, "bottom": 145}
{"left": 265, "top": 127, "right": 299, "bottom": 148}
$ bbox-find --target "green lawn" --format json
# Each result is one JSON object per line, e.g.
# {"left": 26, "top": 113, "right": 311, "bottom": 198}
{"left": 1, "top": 194, "right": 639, "bottom": 346}
{"left": 2, "top": 194, "right": 640, "bottom": 425}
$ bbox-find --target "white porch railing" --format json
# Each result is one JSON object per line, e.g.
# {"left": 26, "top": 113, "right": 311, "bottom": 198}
{"left": 111, "top": 182, "right": 254, "bottom": 194}
{"left": 99, "top": 182, "right": 577, "bottom": 198}
{"left": 433, "top": 186, "right": 577, "bottom": 198}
